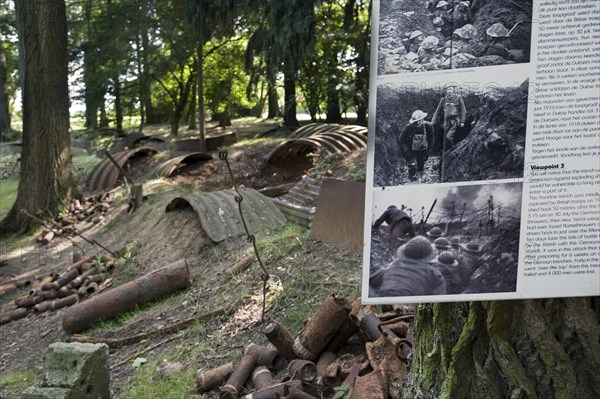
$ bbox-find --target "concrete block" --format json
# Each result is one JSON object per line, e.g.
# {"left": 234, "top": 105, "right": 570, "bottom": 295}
{"left": 43, "top": 342, "right": 110, "bottom": 399}
{"left": 21, "top": 386, "right": 71, "bottom": 399}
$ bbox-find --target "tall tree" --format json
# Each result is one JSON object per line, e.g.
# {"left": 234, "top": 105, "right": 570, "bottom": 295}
{"left": 0, "top": 32, "right": 10, "bottom": 138}
{"left": 0, "top": 0, "right": 71, "bottom": 234}
{"left": 404, "top": 299, "right": 600, "bottom": 398}
{"left": 267, "top": 0, "right": 317, "bottom": 127}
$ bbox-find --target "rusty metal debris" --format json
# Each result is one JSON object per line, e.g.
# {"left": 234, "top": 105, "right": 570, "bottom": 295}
{"left": 272, "top": 176, "right": 320, "bottom": 228}
{"left": 86, "top": 147, "right": 157, "bottom": 192}
{"left": 192, "top": 295, "right": 415, "bottom": 398}
{"left": 151, "top": 152, "right": 213, "bottom": 178}
{"left": 311, "top": 179, "right": 365, "bottom": 254}
{"left": 62, "top": 260, "right": 190, "bottom": 334}
{"left": 267, "top": 124, "right": 367, "bottom": 165}
{"left": 175, "top": 132, "right": 237, "bottom": 152}
{"left": 165, "top": 188, "right": 286, "bottom": 242}
{"left": 196, "top": 362, "right": 234, "bottom": 393}
{"left": 291, "top": 123, "right": 368, "bottom": 138}
{"left": 264, "top": 321, "right": 296, "bottom": 360}
{"left": 293, "top": 295, "right": 351, "bottom": 360}
{"left": 244, "top": 344, "right": 287, "bottom": 371}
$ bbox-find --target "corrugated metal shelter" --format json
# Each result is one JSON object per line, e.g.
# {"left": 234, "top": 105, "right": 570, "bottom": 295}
{"left": 267, "top": 124, "right": 367, "bottom": 164}
{"left": 165, "top": 188, "right": 286, "bottom": 242}
{"left": 86, "top": 147, "right": 157, "bottom": 192}
{"left": 271, "top": 176, "right": 321, "bottom": 228}
{"left": 151, "top": 152, "right": 213, "bottom": 178}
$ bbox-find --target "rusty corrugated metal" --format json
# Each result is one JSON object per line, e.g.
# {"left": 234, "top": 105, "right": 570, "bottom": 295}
{"left": 271, "top": 176, "right": 320, "bottom": 228}
{"left": 310, "top": 179, "right": 365, "bottom": 254}
{"left": 151, "top": 152, "right": 213, "bottom": 178}
{"left": 267, "top": 129, "right": 367, "bottom": 164}
{"left": 86, "top": 147, "right": 157, "bottom": 192}
{"left": 292, "top": 123, "right": 368, "bottom": 138}
{"left": 165, "top": 188, "right": 286, "bottom": 242}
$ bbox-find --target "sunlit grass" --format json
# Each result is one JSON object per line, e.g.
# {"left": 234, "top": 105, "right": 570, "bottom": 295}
{"left": 0, "top": 178, "right": 18, "bottom": 219}
{"left": 0, "top": 370, "right": 37, "bottom": 398}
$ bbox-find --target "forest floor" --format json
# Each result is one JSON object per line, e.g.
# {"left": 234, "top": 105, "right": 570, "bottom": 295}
{"left": 0, "top": 118, "right": 366, "bottom": 399}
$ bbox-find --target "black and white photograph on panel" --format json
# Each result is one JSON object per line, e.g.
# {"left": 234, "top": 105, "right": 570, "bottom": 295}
{"left": 372, "top": 66, "right": 529, "bottom": 186}
{"left": 367, "top": 181, "right": 522, "bottom": 299}
{"left": 376, "top": 0, "right": 534, "bottom": 75}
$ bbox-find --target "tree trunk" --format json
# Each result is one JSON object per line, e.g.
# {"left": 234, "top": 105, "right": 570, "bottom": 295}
{"left": 325, "top": 55, "right": 342, "bottom": 123}
{"left": 403, "top": 298, "right": 600, "bottom": 399}
{"left": 283, "top": 66, "right": 298, "bottom": 127}
{"left": 0, "top": 33, "right": 11, "bottom": 138}
{"left": 83, "top": 0, "right": 98, "bottom": 129}
{"left": 188, "top": 78, "right": 196, "bottom": 130}
{"left": 99, "top": 95, "right": 109, "bottom": 128}
{"left": 196, "top": 23, "right": 206, "bottom": 151}
{"left": 136, "top": 33, "right": 145, "bottom": 132}
{"left": 140, "top": 9, "right": 156, "bottom": 125}
{"left": 113, "top": 75, "right": 123, "bottom": 136}
{"left": 266, "top": 61, "right": 279, "bottom": 119}
{"left": 1, "top": 0, "right": 72, "bottom": 234}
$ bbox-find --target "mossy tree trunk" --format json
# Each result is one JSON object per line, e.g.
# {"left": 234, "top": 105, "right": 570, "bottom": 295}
{"left": 0, "top": 0, "right": 72, "bottom": 234}
{"left": 404, "top": 298, "right": 600, "bottom": 399}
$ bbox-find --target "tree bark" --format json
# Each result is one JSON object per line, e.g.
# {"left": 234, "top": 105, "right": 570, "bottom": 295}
{"left": 188, "top": 77, "right": 196, "bottom": 130}
{"left": 113, "top": 75, "right": 123, "bottom": 136}
{"left": 0, "top": 33, "right": 11, "bottom": 138}
{"left": 404, "top": 298, "right": 600, "bottom": 399}
{"left": 196, "top": 22, "right": 206, "bottom": 151}
{"left": 1, "top": 0, "right": 72, "bottom": 234}
{"left": 266, "top": 61, "right": 279, "bottom": 119}
{"left": 283, "top": 66, "right": 298, "bottom": 127}
{"left": 325, "top": 54, "right": 342, "bottom": 123}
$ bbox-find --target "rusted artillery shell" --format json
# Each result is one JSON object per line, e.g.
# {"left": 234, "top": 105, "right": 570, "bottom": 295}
{"left": 85, "top": 274, "right": 105, "bottom": 284}
{"left": 15, "top": 279, "right": 32, "bottom": 288}
{"left": 326, "top": 315, "right": 359, "bottom": 353}
{"left": 32, "top": 275, "right": 54, "bottom": 290}
{"left": 337, "top": 354, "right": 358, "bottom": 377}
{"left": 34, "top": 294, "right": 78, "bottom": 314}
{"left": 0, "top": 308, "right": 28, "bottom": 325}
{"left": 288, "top": 386, "right": 318, "bottom": 399}
{"left": 245, "top": 344, "right": 287, "bottom": 371}
{"left": 2, "top": 302, "right": 18, "bottom": 313}
{"left": 41, "top": 231, "right": 55, "bottom": 245}
{"left": 58, "top": 287, "right": 78, "bottom": 298}
{"left": 39, "top": 290, "right": 58, "bottom": 300}
{"left": 220, "top": 354, "right": 257, "bottom": 398}
{"left": 71, "top": 267, "right": 98, "bottom": 289}
{"left": 66, "top": 258, "right": 92, "bottom": 272}
{"left": 28, "top": 288, "right": 41, "bottom": 297}
{"left": 196, "top": 362, "right": 234, "bottom": 393}
{"left": 251, "top": 366, "right": 275, "bottom": 391}
{"left": 288, "top": 359, "right": 317, "bottom": 382}
{"left": 62, "top": 260, "right": 190, "bottom": 334}
{"left": 359, "top": 314, "right": 382, "bottom": 342}
{"left": 316, "top": 351, "right": 337, "bottom": 377}
{"left": 239, "top": 380, "right": 302, "bottom": 399}
{"left": 41, "top": 282, "right": 55, "bottom": 291}
{"left": 15, "top": 295, "right": 44, "bottom": 308}
{"left": 293, "top": 295, "right": 351, "bottom": 360}
{"left": 85, "top": 282, "right": 99, "bottom": 295}
{"left": 264, "top": 321, "right": 296, "bottom": 360}
{"left": 50, "top": 269, "right": 79, "bottom": 290}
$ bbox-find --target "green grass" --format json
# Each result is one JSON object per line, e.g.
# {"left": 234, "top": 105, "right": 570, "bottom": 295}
{"left": 121, "top": 361, "right": 196, "bottom": 399}
{"left": 72, "top": 154, "right": 103, "bottom": 185}
{"left": 0, "top": 370, "right": 37, "bottom": 398}
{"left": 0, "top": 178, "right": 18, "bottom": 219}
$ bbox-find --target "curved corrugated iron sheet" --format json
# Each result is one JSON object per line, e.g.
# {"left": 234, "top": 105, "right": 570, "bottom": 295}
{"left": 292, "top": 123, "right": 368, "bottom": 138}
{"left": 86, "top": 147, "right": 157, "bottom": 192}
{"left": 165, "top": 188, "right": 286, "bottom": 242}
{"left": 267, "top": 130, "right": 367, "bottom": 164}
{"left": 151, "top": 152, "right": 213, "bottom": 178}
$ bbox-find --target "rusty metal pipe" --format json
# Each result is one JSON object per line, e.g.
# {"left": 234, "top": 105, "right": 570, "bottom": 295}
{"left": 62, "top": 260, "right": 190, "bottom": 334}
{"left": 50, "top": 269, "right": 79, "bottom": 290}
{"left": 288, "top": 359, "right": 317, "bottom": 382}
{"left": 70, "top": 267, "right": 98, "bottom": 289}
{"left": 264, "top": 321, "right": 296, "bottom": 360}
{"left": 220, "top": 354, "right": 257, "bottom": 398}
{"left": 359, "top": 314, "right": 382, "bottom": 341}
{"left": 245, "top": 344, "right": 287, "bottom": 371}
{"left": 0, "top": 308, "right": 28, "bottom": 325}
{"left": 58, "top": 287, "right": 78, "bottom": 298}
{"left": 239, "top": 380, "right": 302, "bottom": 399}
{"left": 15, "top": 295, "right": 44, "bottom": 308}
{"left": 196, "top": 362, "right": 234, "bottom": 393}
{"left": 85, "top": 282, "right": 99, "bottom": 295}
{"left": 251, "top": 366, "right": 275, "bottom": 391}
{"left": 34, "top": 294, "right": 78, "bottom": 314}
{"left": 293, "top": 295, "right": 351, "bottom": 360}
{"left": 326, "top": 315, "right": 359, "bottom": 353}
{"left": 316, "top": 352, "right": 337, "bottom": 377}
{"left": 85, "top": 274, "right": 105, "bottom": 284}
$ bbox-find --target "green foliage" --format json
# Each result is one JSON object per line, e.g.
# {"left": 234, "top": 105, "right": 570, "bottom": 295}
{"left": 0, "top": 178, "right": 18, "bottom": 219}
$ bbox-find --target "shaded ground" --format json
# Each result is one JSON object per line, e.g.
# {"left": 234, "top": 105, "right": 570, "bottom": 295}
{"left": 0, "top": 118, "right": 365, "bottom": 398}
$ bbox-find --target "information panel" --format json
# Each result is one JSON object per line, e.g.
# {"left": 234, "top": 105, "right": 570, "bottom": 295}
{"left": 363, "top": 0, "right": 599, "bottom": 304}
